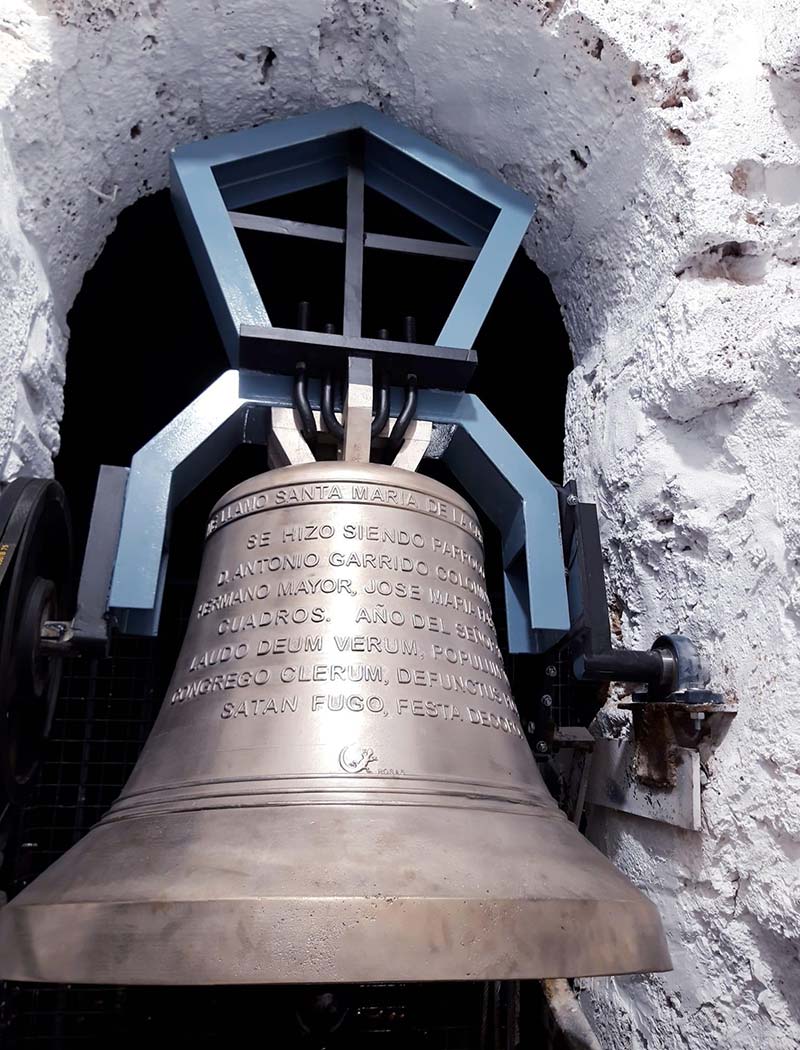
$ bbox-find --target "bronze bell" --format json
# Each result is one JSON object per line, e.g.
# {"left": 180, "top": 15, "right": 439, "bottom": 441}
{"left": 0, "top": 462, "right": 670, "bottom": 984}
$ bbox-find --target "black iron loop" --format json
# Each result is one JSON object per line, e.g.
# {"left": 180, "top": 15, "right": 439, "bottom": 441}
{"left": 321, "top": 372, "right": 345, "bottom": 440}
{"left": 293, "top": 362, "right": 317, "bottom": 452}
{"left": 371, "top": 377, "right": 390, "bottom": 437}
{"left": 385, "top": 374, "right": 418, "bottom": 461}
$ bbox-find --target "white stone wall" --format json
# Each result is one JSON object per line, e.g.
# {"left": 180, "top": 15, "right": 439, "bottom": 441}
{"left": 1, "top": 1, "right": 798, "bottom": 1046}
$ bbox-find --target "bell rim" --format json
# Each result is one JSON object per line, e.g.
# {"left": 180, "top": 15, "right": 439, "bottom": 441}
{"left": 0, "top": 894, "right": 671, "bottom": 982}
{"left": 0, "top": 801, "right": 672, "bottom": 985}
{"left": 0, "top": 894, "right": 671, "bottom": 986}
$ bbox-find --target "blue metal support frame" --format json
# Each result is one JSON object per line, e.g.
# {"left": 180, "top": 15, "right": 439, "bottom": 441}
{"left": 170, "top": 103, "right": 533, "bottom": 365}
{"left": 108, "top": 372, "right": 569, "bottom": 651}
{"left": 106, "top": 108, "right": 566, "bottom": 648}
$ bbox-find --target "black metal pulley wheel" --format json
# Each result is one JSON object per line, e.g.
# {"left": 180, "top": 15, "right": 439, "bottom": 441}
{"left": 0, "top": 478, "right": 72, "bottom": 806}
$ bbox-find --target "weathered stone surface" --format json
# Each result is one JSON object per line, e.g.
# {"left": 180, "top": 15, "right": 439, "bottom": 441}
{"left": 0, "top": 1, "right": 798, "bottom": 1046}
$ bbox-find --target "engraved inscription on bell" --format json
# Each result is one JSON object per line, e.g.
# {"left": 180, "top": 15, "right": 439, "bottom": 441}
{"left": 119, "top": 464, "right": 536, "bottom": 814}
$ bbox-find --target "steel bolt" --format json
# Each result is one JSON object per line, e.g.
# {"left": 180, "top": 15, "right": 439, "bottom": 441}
{"left": 566, "top": 494, "right": 579, "bottom": 506}
{"left": 535, "top": 741, "right": 549, "bottom": 754}
{"left": 545, "top": 665, "right": 557, "bottom": 678}
{"left": 541, "top": 694, "right": 553, "bottom": 708}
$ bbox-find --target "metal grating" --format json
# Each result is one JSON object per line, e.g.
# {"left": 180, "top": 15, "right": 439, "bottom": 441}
{"left": 3, "top": 640, "right": 160, "bottom": 899}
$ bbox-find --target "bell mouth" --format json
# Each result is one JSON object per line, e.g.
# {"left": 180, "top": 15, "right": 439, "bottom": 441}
{"left": 0, "top": 802, "right": 671, "bottom": 985}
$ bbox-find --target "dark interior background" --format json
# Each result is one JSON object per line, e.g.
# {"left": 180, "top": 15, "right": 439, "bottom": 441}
{"left": 0, "top": 184, "right": 572, "bottom": 1048}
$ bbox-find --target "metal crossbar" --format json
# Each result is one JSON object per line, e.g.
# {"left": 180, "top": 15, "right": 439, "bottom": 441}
{"left": 228, "top": 211, "right": 479, "bottom": 260}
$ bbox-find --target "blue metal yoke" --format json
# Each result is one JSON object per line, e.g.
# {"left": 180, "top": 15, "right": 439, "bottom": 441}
{"left": 108, "top": 372, "right": 569, "bottom": 653}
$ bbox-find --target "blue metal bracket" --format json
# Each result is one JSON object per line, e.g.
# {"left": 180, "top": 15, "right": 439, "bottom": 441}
{"left": 108, "top": 371, "right": 569, "bottom": 651}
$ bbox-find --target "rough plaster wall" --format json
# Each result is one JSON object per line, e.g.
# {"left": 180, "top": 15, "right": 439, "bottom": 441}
{"left": 0, "top": 0, "right": 798, "bottom": 1046}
